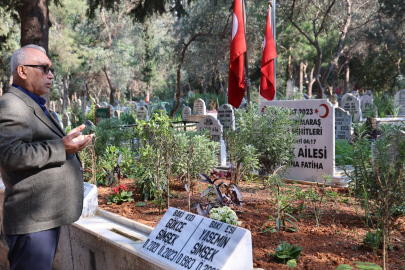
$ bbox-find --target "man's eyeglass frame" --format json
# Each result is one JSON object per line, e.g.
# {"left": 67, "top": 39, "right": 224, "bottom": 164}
{"left": 22, "top": 65, "right": 54, "bottom": 75}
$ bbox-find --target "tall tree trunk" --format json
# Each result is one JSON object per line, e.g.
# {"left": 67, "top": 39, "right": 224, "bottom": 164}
{"left": 19, "top": 0, "right": 51, "bottom": 109}
{"left": 104, "top": 64, "right": 116, "bottom": 105}
{"left": 170, "top": 34, "right": 200, "bottom": 118}
{"left": 344, "top": 65, "right": 350, "bottom": 94}
{"left": 307, "top": 66, "right": 315, "bottom": 98}
{"left": 62, "top": 74, "right": 69, "bottom": 114}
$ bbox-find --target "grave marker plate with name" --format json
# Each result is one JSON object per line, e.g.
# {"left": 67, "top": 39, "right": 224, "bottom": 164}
{"left": 182, "top": 106, "right": 191, "bottom": 121}
{"left": 193, "top": 99, "right": 206, "bottom": 116}
{"left": 394, "top": 89, "right": 405, "bottom": 115}
{"left": 217, "top": 104, "right": 235, "bottom": 131}
{"left": 335, "top": 108, "right": 352, "bottom": 140}
{"left": 137, "top": 106, "right": 149, "bottom": 121}
{"left": 341, "top": 93, "right": 361, "bottom": 122}
{"left": 259, "top": 100, "right": 335, "bottom": 183}
{"left": 141, "top": 207, "right": 252, "bottom": 270}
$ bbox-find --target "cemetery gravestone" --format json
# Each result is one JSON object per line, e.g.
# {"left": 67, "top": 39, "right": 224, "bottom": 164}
{"left": 193, "top": 99, "right": 206, "bottom": 116}
{"left": 341, "top": 93, "right": 362, "bottom": 122}
{"left": 50, "top": 111, "right": 62, "bottom": 127}
{"left": 114, "top": 110, "right": 121, "bottom": 119}
{"left": 335, "top": 108, "right": 352, "bottom": 140}
{"left": 238, "top": 98, "right": 247, "bottom": 109}
{"left": 182, "top": 106, "right": 191, "bottom": 121}
{"left": 286, "top": 79, "right": 293, "bottom": 99}
{"left": 70, "top": 113, "right": 76, "bottom": 126}
{"left": 137, "top": 106, "right": 149, "bottom": 121}
{"left": 360, "top": 95, "right": 375, "bottom": 118}
{"left": 141, "top": 207, "right": 253, "bottom": 270}
{"left": 197, "top": 116, "right": 226, "bottom": 166}
{"left": 95, "top": 107, "right": 109, "bottom": 125}
{"left": 364, "top": 90, "right": 373, "bottom": 98}
{"left": 62, "top": 113, "right": 70, "bottom": 130}
{"left": 81, "top": 182, "right": 98, "bottom": 218}
{"left": 217, "top": 104, "right": 235, "bottom": 130}
{"left": 259, "top": 100, "right": 335, "bottom": 183}
{"left": 337, "top": 94, "right": 343, "bottom": 107}
{"left": 107, "top": 105, "right": 114, "bottom": 118}
{"left": 50, "top": 101, "right": 56, "bottom": 112}
{"left": 394, "top": 90, "right": 405, "bottom": 115}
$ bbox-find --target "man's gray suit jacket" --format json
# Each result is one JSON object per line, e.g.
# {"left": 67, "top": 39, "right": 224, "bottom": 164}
{"left": 0, "top": 86, "right": 84, "bottom": 235}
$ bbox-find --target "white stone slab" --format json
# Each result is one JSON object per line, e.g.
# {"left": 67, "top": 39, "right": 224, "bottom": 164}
{"left": 259, "top": 100, "right": 335, "bottom": 183}
{"left": 335, "top": 108, "right": 351, "bottom": 140}
{"left": 141, "top": 207, "right": 253, "bottom": 270}
{"left": 193, "top": 99, "right": 206, "bottom": 116}
{"left": 137, "top": 106, "right": 149, "bottom": 121}
{"left": 197, "top": 115, "right": 223, "bottom": 143}
{"left": 182, "top": 106, "right": 192, "bottom": 121}
{"left": 341, "top": 93, "right": 361, "bottom": 122}
{"left": 81, "top": 182, "right": 98, "bottom": 218}
{"left": 217, "top": 104, "right": 235, "bottom": 131}
{"left": 394, "top": 89, "right": 405, "bottom": 115}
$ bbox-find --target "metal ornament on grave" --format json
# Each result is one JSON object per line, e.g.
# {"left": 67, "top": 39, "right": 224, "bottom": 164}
{"left": 341, "top": 93, "right": 362, "bottom": 122}
{"left": 193, "top": 98, "right": 206, "bottom": 116}
{"left": 335, "top": 107, "right": 352, "bottom": 140}
{"left": 394, "top": 89, "right": 405, "bottom": 115}
{"left": 217, "top": 104, "right": 235, "bottom": 130}
{"left": 137, "top": 106, "right": 149, "bottom": 121}
{"left": 182, "top": 106, "right": 191, "bottom": 121}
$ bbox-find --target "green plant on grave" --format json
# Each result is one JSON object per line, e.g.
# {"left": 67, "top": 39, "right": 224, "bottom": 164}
{"left": 269, "top": 241, "right": 302, "bottom": 265}
{"left": 106, "top": 184, "right": 134, "bottom": 205}
{"left": 335, "top": 139, "right": 355, "bottom": 166}
{"left": 339, "top": 122, "right": 405, "bottom": 269}
{"left": 135, "top": 111, "right": 177, "bottom": 214}
{"left": 262, "top": 168, "right": 299, "bottom": 233}
{"left": 223, "top": 127, "right": 260, "bottom": 184}
{"left": 362, "top": 229, "right": 387, "bottom": 252}
{"left": 234, "top": 103, "right": 303, "bottom": 176}
{"left": 353, "top": 262, "right": 382, "bottom": 270}
{"left": 305, "top": 185, "right": 327, "bottom": 228}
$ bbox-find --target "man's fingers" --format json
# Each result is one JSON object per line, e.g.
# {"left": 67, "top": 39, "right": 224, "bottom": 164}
{"left": 67, "top": 131, "right": 81, "bottom": 140}
{"left": 68, "top": 124, "right": 86, "bottom": 135}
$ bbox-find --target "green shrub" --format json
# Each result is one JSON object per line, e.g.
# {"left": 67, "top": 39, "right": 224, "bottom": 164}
{"left": 269, "top": 241, "right": 302, "bottom": 264}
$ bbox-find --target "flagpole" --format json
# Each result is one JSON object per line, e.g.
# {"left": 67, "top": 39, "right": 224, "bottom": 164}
{"left": 242, "top": 0, "right": 250, "bottom": 104}
{"left": 271, "top": 0, "right": 277, "bottom": 99}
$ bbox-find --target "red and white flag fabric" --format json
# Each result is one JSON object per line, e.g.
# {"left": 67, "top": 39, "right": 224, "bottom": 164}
{"left": 228, "top": 0, "right": 247, "bottom": 108}
{"left": 260, "top": 7, "right": 277, "bottom": 101}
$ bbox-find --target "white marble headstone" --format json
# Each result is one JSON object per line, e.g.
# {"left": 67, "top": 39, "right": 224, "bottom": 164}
{"left": 137, "top": 106, "right": 149, "bottom": 121}
{"left": 335, "top": 108, "right": 352, "bottom": 140}
{"left": 360, "top": 95, "right": 376, "bottom": 118}
{"left": 114, "top": 110, "right": 121, "bottom": 119}
{"left": 81, "top": 182, "right": 98, "bottom": 218}
{"left": 197, "top": 116, "right": 226, "bottom": 166}
{"left": 193, "top": 99, "right": 206, "bottom": 116}
{"left": 341, "top": 93, "right": 361, "bottom": 122}
{"left": 141, "top": 207, "right": 253, "bottom": 270}
{"left": 364, "top": 90, "right": 373, "bottom": 98}
{"left": 182, "top": 106, "right": 192, "bottom": 121}
{"left": 259, "top": 100, "right": 335, "bottom": 183}
{"left": 217, "top": 104, "right": 235, "bottom": 131}
{"left": 394, "top": 90, "right": 405, "bottom": 115}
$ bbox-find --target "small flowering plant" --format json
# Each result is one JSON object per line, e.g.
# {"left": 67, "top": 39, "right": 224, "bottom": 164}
{"left": 209, "top": 206, "right": 242, "bottom": 226}
{"left": 107, "top": 184, "right": 134, "bottom": 205}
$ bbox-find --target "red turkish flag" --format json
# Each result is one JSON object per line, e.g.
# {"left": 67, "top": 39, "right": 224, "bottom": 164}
{"left": 228, "top": 0, "right": 247, "bottom": 108}
{"left": 260, "top": 8, "right": 277, "bottom": 101}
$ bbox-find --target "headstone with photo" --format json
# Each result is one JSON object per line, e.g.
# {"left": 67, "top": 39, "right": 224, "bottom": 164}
{"left": 335, "top": 108, "right": 352, "bottom": 140}
{"left": 193, "top": 98, "right": 206, "bottom": 116}
{"left": 197, "top": 115, "right": 226, "bottom": 166}
{"left": 394, "top": 89, "right": 405, "bottom": 115}
{"left": 259, "top": 100, "right": 335, "bottom": 183}
{"left": 182, "top": 106, "right": 192, "bottom": 121}
{"left": 341, "top": 93, "right": 362, "bottom": 122}
{"left": 217, "top": 104, "right": 235, "bottom": 131}
{"left": 141, "top": 207, "right": 253, "bottom": 270}
{"left": 137, "top": 106, "right": 149, "bottom": 121}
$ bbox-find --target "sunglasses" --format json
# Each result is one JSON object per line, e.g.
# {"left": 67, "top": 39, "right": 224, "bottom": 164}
{"left": 22, "top": 65, "right": 55, "bottom": 74}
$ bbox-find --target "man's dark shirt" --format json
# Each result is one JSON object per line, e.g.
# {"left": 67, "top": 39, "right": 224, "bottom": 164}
{"left": 12, "top": 84, "right": 51, "bottom": 120}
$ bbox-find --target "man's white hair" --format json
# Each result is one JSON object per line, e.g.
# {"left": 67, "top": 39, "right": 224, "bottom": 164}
{"left": 10, "top": 44, "right": 47, "bottom": 73}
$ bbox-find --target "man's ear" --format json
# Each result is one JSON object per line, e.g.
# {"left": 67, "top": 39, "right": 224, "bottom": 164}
{"left": 15, "top": 65, "right": 28, "bottom": 80}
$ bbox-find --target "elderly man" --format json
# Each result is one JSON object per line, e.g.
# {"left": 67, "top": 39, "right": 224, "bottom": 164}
{"left": 0, "top": 44, "right": 93, "bottom": 269}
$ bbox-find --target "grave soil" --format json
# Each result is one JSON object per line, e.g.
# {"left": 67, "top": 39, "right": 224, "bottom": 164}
{"left": 97, "top": 178, "right": 405, "bottom": 270}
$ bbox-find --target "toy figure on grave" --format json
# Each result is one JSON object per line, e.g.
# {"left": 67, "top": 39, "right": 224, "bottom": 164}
{"left": 0, "top": 45, "right": 94, "bottom": 270}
